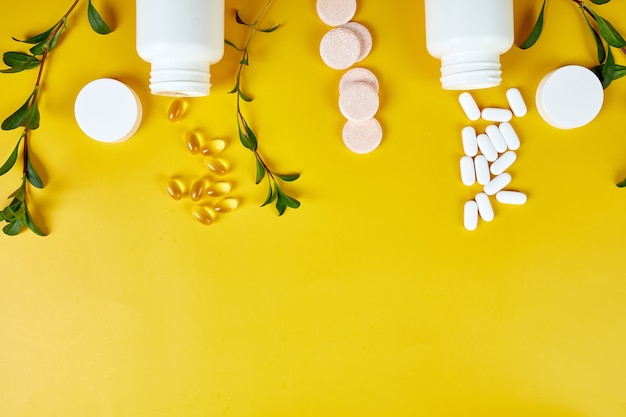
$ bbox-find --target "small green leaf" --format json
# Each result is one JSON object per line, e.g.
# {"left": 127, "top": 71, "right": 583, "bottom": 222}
{"left": 88, "top": 0, "right": 112, "bottom": 34}
{"left": 224, "top": 39, "right": 243, "bottom": 51}
{"left": 24, "top": 205, "right": 46, "bottom": 236}
{"left": 239, "top": 90, "right": 253, "bottom": 102}
{"left": 283, "top": 194, "right": 300, "bottom": 209}
{"left": 602, "top": 48, "right": 615, "bottom": 88}
{"left": 26, "top": 157, "right": 43, "bottom": 188}
{"left": 0, "top": 138, "right": 22, "bottom": 176}
{"left": 235, "top": 10, "right": 252, "bottom": 26}
{"left": 276, "top": 188, "right": 300, "bottom": 213}
{"left": 240, "top": 57, "right": 249, "bottom": 66}
{"left": 29, "top": 41, "right": 47, "bottom": 56}
{"left": 12, "top": 22, "right": 57, "bottom": 44}
{"left": 520, "top": 0, "right": 546, "bottom": 49}
{"left": 257, "top": 24, "right": 280, "bottom": 33}
{"left": 261, "top": 183, "right": 277, "bottom": 206}
{"left": 618, "top": 177, "right": 626, "bottom": 187}
{"left": 3, "top": 220, "right": 21, "bottom": 236}
{"left": 3, "top": 51, "right": 40, "bottom": 69}
{"left": 229, "top": 81, "right": 239, "bottom": 94}
{"left": 9, "top": 181, "right": 26, "bottom": 201}
{"left": 275, "top": 194, "right": 287, "bottom": 216}
{"left": 612, "top": 64, "right": 626, "bottom": 80}
{"left": 2, "top": 206, "right": 15, "bottom": 221}
{"left": 590, "top": 0, "right": 611, "bottom": 4}
{"left": 21, "top": 99, "right": 40, "bottom": 130}
{"left": 582, "top": 10, "right": 606, "bottom": 63}
{"left": 2, "top": 93, "right": 33, "bottom": 130}
{"left": 592, "top": 11, "right": 626, "bottom": 47}
{"left": 238, "top": 117, "right": 258, "bottom": 150}
{"left": 276, "top": 173, "right": 300, "bottom": 182}
{"left": 255, "top": 157, "right": 265, "bottom": 184}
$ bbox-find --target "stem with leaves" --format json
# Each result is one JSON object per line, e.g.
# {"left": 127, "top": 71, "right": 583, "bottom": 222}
{"left": 0, "top": 0, "right": 111, "bottom": 236}
{"left": 225, "top": 0, "right": 301, "bottom": 216}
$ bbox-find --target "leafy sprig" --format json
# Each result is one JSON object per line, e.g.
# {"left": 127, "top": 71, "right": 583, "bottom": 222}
{"left": 225, "top": 0, "right": 301, "bottom": 216}
{"left": 520, "top": 0, "right": 626, "bottom": 88}
{"left": 0, "top": 0, "right": 111, "bottom": 236}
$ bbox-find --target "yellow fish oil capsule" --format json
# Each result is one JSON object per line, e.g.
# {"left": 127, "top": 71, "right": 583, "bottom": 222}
{"left": 164, "top": 178, "right": 184, "bottom": 200}
{"left": 184, "top": 130, "right": 202, "bottom": 154}
{"left": 167, "top": 98, "right": 188, "bottom": 122}
{"left": 213, "top": 198, "right": 239, "bottom": 213}
{"left": 200, "top": 138, "right": 226, "bottom": 156}
{"left": 191, "top": 205, "right": 214, "bottom": 226}
{"left": 189, "top": 178, "right": 206, "bottom": 202}
{"left": 206, "top": 181, "right": 231, "bottom": 197}
{"left": 204, "top": 156, "right": 228, "bottom": 176}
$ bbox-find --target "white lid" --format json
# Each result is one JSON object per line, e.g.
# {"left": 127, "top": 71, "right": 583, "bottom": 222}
{"left": 535, "top": 65, "right": 603, "bottom": 129}
{"left": 74, "top": 78, "right": 143, "bottom": 143}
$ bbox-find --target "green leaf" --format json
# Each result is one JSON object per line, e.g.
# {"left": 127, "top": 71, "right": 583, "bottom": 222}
{"left": 21, "top": 99, "right": 40, "bottom": 130}
{"left": 591, "top": 11, "right": 626, "bottom": 47}
{"left": 282, "top": 194, "right": 300, "bottom": 209}
{"left": 582, "top": 10, "right": 606, "bottom": 63}
{"left": 88, "top": 0, "right": 112, "bottom": 34}
{"left": 602, "top": 48, "right": 615, "bottom": 88}
{"left": 24, "top": 205, "right": 46, "bottom": 236}
{"left": 235, "top": 10, "right": 252, "bottom": 26}
{"left": 0, "top": 138, "right": 22, "bottom": 176}
{"left": 26, "top": 156, "right": 43, "bottom": 188}
{"left": 238, "top": 117, "right": 258, "bottom": 150}
{"left": 255, "top": 157, "right": 265, "bottom": 184}
{"left": 520, "top": 0, "right": 546, "bottom": 49}
{"left": 3, "top": 52, "right": 40, "bottom": 69}
{"left": 276, "top": 173, "right": 300, "bottom": 182}
{"left": 12, "top": 22, "right": 57, "bottom": 44}
{"left": 239, "top": 89, "right": 253, "bottom": 102}
{"left": 229, "top": 81, "right": 239, "bottom": 94}
{"left": 261, "top": 183, "right": 277, "bottom": 206}
{"left": 9, "top": 181, "right": 26, "bottom": 201}
{"left": 590, "top": 0, "right": 611, "bottom": 4}
{"left": 224, "top": 39, "right": 243, "bottom": 51}
{"left": 612, "top": 64, "right": 626, "bottom": 80}
{"left": 2, "top": 206, "right": 15, "bottom": 222}
{"left": 240, "top": 57, "right": 249, "bottom": 66}
{"left": 618, "top": 177, "right": 626, "bottom": 187}
{"left": 29, "top": 41, "right": 47, "bottom": 56}
{"left": 1, "top": 93, "right": 33, "bottom": 130}
{"left": 275, "top": 194, "right": 287, "bottom": 215}
{"left": 276, "top": 188, "right": 300, "bottom": 213}
{"left": 3, "top": 220, "right": 21, "bottom": 236}
{"left": 257, "top": 24, "right": 280, "bottom": 33}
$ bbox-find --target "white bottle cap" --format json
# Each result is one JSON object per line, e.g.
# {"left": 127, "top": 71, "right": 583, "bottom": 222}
{"left": 535, "top": 65, "right": 604, "bottom": 129}
{"left": 74, "top": 78, "right": 143, "bottom": 143}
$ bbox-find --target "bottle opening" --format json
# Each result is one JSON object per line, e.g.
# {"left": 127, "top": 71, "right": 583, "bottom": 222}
{"left": 440, "top": 52, "right": 502, "bottom": 90}
{"left": 150, "top": 61, "right": 211, "bottom": 97}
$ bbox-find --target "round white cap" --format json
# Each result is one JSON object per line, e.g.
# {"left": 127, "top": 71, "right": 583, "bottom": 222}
{"left": 75, "top": 78, "right": 143, "bottom": 143}
{"left": 536, "top": 65, "right": 604, "bottom": 129}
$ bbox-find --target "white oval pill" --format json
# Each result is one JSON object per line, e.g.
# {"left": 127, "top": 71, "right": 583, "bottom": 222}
{"left": 316, "top": 0, "right": 357, "bottom": 26}
{"left": 506, "top": 87, "right": 527, "bottom": 117}
{"left": 464, "top": 200, "right": 479, "bottom": 231}
{"left": 342, "top": 118, "right": 383, "bottom": 154}
{"left": 496, "top": 190, "right": 527, "bottom": 205}
{"left": 474, "top": 154, "right": 491, "bottom": 185}
{"left": 341, "top": 22, "right": 372, "bottom": 62}
{"left": 490, "top": 151, "right": 517, "bottom": 175}
{"left": 460, "top": 156, "right": 476, "bottom": 186}
{"left": 339, "top": 67, "right": 379, "bottom": 95}
{"left": 339, "top": 81, "right": 379, "bottom": 122}
{"left": 484, "top": 172, "right": 512, "bottom": 195}
{"left": 481, "top": 107, "right": 513, "bottom": 122}
{"left": 498, "top": 122, "right": 520, "bottom": 150}
{"left": 475, "top": 192, "right": 494, "bottom": 222}
{"left": 477, "top": 133, "right": 498, "bottom": 162}
{"left": 485, "top": 124, "right": 507, "bottom": 153}
{"left": 459, "top": 92, "right": 481, "bottom": 121}
{"left": 461, "top": 126, "right": 478, "bottom": 157}
{"left": 320, "top": 27, "right": 361, "bottom": 70}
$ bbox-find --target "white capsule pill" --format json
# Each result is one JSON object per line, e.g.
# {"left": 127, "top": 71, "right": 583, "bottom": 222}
{"left": 490, "top": 151, "right": 517, "bottom": 175}
{"left": 498, "top": 122, "right": 520, "bottom": 151}
{"left": 485, "top": 124, "right": 507, "bottom": 153}
{"left": 484, "top": 172, "right": 512, "bottom": 195}
{"left": 464, "top": 200, "right": 479, "bottom": 231}
{"left": 458, "top": 92, "right": 481, "bottom": 121}
{"left": 460, "top": 156, "right": 476, "bottom": 186}
{"left": 506, "top": 88, "right": 527, "bottom": 117}
{"left": 475, "top": 192, "right": 494, "bottom": 222}
{"left": 474, "top": 154, "right": 491, "bottom": 185}
{"left": 496, "top": 190, "right": 527, "bottom": 205}
{"left": 461, "top": 126, "right": 478, "bottom": 157}
{"left": 476, "top": 133, "right": 498, "bottom": 162}
{"left": 481, "top": 107, "right": 513, "bottom": 122}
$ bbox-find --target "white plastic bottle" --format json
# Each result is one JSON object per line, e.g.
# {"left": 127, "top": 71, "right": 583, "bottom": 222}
{"left": 424, "top": 0, "right": 514, "bottom": 90}
{"left": 136, "top": 0, "right": 225, "bottom": 97}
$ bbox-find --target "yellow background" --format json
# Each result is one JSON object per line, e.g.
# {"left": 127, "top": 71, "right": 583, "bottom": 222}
{"left": 1, "top": 0, "right": 626, "bottom": 415}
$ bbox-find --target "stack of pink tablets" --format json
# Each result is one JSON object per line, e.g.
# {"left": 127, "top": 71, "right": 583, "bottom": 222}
{"left": 317, "top": 0, "right": 382, "bottom": 154}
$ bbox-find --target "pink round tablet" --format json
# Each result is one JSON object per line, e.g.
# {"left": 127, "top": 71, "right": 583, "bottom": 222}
{"left": 320, "top": 27, "right": 361, "bottom": 70}
{"left": 316, "top": 0, "right": 357, "bottom": 26}
{"left": 339, "top": 81, "right": 379, "bottom": 122}
{"left": 339, "top": 67, "right": 379, "bottom": 95}
{"left": 341, "top": 22, "right": 372, "bottom": 62}
{"left": 342, "top": 118, "right": 383, "bottom": 154}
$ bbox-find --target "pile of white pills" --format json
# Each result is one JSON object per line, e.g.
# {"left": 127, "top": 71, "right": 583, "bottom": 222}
{"left": 458, "top": 88, "right": 528, "bottom": 231}
{"left": 317, "top": 0, "right": 382, "bottom": 154}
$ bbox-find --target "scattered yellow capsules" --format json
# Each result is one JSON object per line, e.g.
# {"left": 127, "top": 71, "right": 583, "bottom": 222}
{"left": 189, "top": 178, "right": 206, "bottom": 202}
{"left": 184, "top": 130, "right": 202, "bottom": 154}
{"left": 200, "top": 138, "right": 226, "bottom": 156}
{"left": 191, "top": 205, "right": 214, "bottom": 226}
{"left": 213, "top": 197, "right": 239, "bottom": 213}
{"left": 164, "top": 178, "right": 185, "bottom": 200}
{"left": 167, "top": 98, "right": 188, "bottom": 122}
{"left": 204, "top": 156, "right": 228, "bottom": 176}
{"left": 206, "top": 181, "right": 231, "bottom": 197}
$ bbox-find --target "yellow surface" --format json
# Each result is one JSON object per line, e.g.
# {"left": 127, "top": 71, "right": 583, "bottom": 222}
{"left": 1, "top": 0, "right": 626, "bottom": 415}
